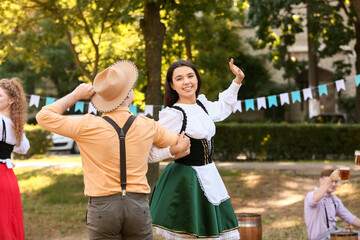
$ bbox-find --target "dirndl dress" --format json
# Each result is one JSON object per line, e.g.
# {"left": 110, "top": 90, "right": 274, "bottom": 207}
{"left": 0, "top": 118, "right": 25, "bottom": 240}
{"left": 150, "top": 103, "right": 239, "bottom": 239}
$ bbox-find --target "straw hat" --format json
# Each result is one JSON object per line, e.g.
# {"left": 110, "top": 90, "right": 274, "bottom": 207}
{"left": 91, "top": 60, "right": 138, "bottom": 112}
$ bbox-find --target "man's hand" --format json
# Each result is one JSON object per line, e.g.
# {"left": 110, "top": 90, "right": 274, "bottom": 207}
{"left": 330, "top": 169, "right": 340, "bottom": 182}
{"left": 170, "top": 132, "right": 190, "bottom": 157}
{"left": 52, "top": 83, "right": 96, "bottom": 113}
{"left": 74, "top": 83, "right": 96, "bottom": 100}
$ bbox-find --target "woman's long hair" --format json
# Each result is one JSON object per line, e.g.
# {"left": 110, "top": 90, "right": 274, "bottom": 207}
{"left": 164, "top": 60, "right": 202, "bottom": 107}
{"left": 0, "top": 78, "right": 27, "bottom": 144}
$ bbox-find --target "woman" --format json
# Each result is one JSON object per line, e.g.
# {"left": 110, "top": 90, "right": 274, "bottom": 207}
{"left": 149, "top": 59, "right": 244, "bottom": 239}
{"left": 0, "top": 78, "right": 30, "bottom": 240}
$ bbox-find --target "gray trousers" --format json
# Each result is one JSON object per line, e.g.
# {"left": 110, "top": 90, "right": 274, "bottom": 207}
{"left": 86, "top": 192, "right": 153, "bottom": 240}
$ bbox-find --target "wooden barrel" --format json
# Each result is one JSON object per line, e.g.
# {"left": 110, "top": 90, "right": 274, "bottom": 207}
{"left": 236, "top": 213, "right": 262, "bottom": 240}
{"left": 330, "top": 232, "right": 358, "bottom": 240}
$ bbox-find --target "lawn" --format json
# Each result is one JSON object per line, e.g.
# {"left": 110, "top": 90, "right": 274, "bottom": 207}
{"left": 13, "top": 157, "right": 360, "bottom": 240}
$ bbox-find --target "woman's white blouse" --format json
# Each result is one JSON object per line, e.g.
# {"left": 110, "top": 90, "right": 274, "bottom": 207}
{"left": 0, "top": 114, "right": 30, "bottom": 154}
{"left": 148, "top": 81, "right": 241, "bottom": 163}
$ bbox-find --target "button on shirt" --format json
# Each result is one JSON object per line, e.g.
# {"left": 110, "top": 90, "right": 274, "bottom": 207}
{"left": 304, "top": 187, "right": 356, "bottom": 240}
{"left": 36, "top": 105, "right": 178, "bottom": 197}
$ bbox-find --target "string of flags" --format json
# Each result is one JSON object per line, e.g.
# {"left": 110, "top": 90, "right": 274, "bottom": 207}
{"left": 27, "top": 74, "right": 360, "bottom": 116}
{"left": 232, "top": 75, "right": 360, "bottom": 113}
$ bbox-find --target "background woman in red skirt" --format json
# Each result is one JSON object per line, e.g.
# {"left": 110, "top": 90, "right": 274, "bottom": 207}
{"left": 0, "top": 78, "right": 30, "bottom": 240}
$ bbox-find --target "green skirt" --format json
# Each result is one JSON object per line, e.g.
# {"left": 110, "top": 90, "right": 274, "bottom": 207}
{"left": 150, "top": 163, "right": 239, "bottom": 239}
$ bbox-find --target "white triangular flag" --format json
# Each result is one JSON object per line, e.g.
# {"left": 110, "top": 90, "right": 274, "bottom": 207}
{"left": 29, "top": 95, "right": 40, "bottom": 108}
{"left": 279, "top": 93, "right": 290, "bottom": 105}
{"left": 257, "top": 97, "right": 267, "bottom": 110}
{"left": 88, "top": 102, "right": 97, "bottom": 115}
{"left": 145, "top": 105, "right": 154, "bottom": 116}
{"left": 233, "top": 100, "right": 242, "bottom": 113}
{"left": 303, "top": 88, "right": 313, "bottom": 100}
{"left": 335, "top": 79, "right": 345, "bottom": 92}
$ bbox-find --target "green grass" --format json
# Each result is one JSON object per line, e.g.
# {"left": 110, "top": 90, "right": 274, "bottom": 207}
{"left": 13, "top": 157, "right": 360, "bottom": 240}
{"left": 15, "top": 165, "right": 87, "bottom": 240}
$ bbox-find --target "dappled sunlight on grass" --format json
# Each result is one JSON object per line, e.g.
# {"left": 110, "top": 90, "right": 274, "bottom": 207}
{"left": 243, "top": 174, "right": 261, "bottom": 188}
{"left": 14, "top": 155, "right": 81, "bottom": 163}
{"left": 271, "top": 220, "right": 301, "bottom": 228}
{"left": 266, "top": 192, "right": 304, "bottom": 207}
{"left": 18, "top": 175, "right": 55, "bottom": 193}
{"left": 335, "top": 182, "right": 355, "bottom": 196}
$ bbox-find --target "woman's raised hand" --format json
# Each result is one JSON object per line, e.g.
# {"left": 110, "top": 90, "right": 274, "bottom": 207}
{"left": 229, "top": 58, "right": 245, "bottom": 84}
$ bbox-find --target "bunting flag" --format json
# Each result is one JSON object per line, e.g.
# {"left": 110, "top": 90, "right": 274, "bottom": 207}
{"left": 145, "top": 105, "right": 154, "bottom": 116}
{"left": 279, "top": 93, "right": 290, "bottom": 105}
{"left": 129, "top": 105, "right": 137, "bottom": 115}
{"left": 88, "top": 102, "right": 97, "bottom": 115}
{"left": 75, "top": 101, "right": 84, "bottom": 113}
{"left": 245, "top": 99, "right": 255, "bottom": 111}
{"left": 267, "top": 95, "right": 278, "bottom": 108}
{"left": 335, "top": 79, "right": 346, "bottom": 92}
{"left": 233, "top": 100, "right": 242, "bottom": 113}
{"left": 29, "top": 95, "right": 40, "bottom": 108}
{"left": 356, "top": 75, "right": 360, "bottom": 87}
{"left": 318, "top": 84, "right": 328, "bottom": 96}
{"left": 24, "top": 74, "right": 360, "bottom": 116}
{"left": 303, "top": 88, "right": 313, "bottom": 100}
{"left": 291, "top": 91, "right": 301, "bottom": 103}
{"left": 257, "top": 97, "right": 267, "bottom": 110}
{"left": 45, "top": 97, "right": 55, "bottom": 105}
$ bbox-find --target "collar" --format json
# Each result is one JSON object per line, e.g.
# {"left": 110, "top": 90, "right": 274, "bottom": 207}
{"left": 104, "top": 106, "right": 131, "bottom": 115}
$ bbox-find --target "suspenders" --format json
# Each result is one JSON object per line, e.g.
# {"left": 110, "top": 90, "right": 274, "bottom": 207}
{"left": 324, "top": 197, "right": 337, "bottom": 229}
{"left": 103, "top": 115, "right": 136, "bottom": 198}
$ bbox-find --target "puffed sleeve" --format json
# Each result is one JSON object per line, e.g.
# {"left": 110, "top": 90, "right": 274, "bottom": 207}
{"left": 148, "top": 107, "right": 183, "bottom": 163}
{"left": 13, "top": 132, "right": 30, "bottom": 154}
{"left": 198, "top": 81, "right": 241, "bottom": 122}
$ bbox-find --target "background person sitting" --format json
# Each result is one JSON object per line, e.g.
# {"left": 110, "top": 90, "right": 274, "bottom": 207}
{"left": 304, "top": 169, "right": 360, "bottom": 240}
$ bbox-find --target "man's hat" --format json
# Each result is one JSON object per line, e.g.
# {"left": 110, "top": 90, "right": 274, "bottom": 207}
{"left": 91, "top": 60, "right": 138, "bottom": 112}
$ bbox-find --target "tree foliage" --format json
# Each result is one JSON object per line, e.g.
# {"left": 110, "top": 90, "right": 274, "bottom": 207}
{"left": 247, "top": 0, "right": 357, "bottom": 79}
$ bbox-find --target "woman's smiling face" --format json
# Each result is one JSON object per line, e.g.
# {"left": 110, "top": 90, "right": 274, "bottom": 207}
{"left": 0, "top": 87, "right": 13, "bottom": 113}
{"left": 170, "top": 66, "right": 198, "bottom": 104}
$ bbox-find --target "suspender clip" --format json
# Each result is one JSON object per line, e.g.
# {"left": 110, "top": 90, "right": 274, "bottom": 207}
{"left": 122, "top": 189, "right": 127, "bottom": 198}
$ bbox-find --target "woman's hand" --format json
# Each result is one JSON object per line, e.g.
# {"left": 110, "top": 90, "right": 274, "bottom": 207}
{"left": 229, "top": 58, "right": 245, "bottom": 84}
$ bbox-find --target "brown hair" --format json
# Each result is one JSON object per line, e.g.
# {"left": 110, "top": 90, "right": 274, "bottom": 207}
{"left": 164, "top": 60, "right": 202, "bottom": 107}
{"left": 320, "top": 169, "right": 334, "bottom": 178}
{"left": 0, "top": 78, "right": 27, "bottom": 144}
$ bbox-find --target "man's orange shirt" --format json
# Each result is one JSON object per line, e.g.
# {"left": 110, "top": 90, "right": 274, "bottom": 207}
{"left": 36, "top": 105, "right": 178, "bottom": 196}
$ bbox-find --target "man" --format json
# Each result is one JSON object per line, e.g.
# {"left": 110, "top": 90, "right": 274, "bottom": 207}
{"left": 304, "top": 168, "right": 360, "bottom": 240}
{"left": 36, "top": 60, "right": 190, "bottom": 240}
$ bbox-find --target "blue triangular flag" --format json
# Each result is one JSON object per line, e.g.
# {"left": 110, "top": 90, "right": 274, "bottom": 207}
{"left": 75, "top": 101, "right": 84, "bottom": 113}
{"left": 45, "top": 97, "right": 55, "bottom": 105}
{"left": 129, "top": 105, "right": 137, "bottom": 115}
{"left": 355, "top": 75, "right": 360, "bottom": 87}
{"left": 318, "top": 85, "right": 328, "bottom": 96}
{"left": 267, "top": 95, "right": 278, "bottom": 107}
{"left": 291, "top": 91, "right": 301, "bottom": 103}
{"left": 245, "top": 99, "right": 255, "bottom": 111}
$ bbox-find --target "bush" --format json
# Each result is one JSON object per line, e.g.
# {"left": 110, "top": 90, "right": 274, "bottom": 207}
{"left": 214, "top": 122, "right": 360, "bottom": 161}
{"left": 13, "top": 124, "right": 53, "bottom": 159}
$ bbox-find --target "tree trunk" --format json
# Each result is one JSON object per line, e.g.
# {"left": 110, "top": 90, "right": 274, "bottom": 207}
{"left": 351, "top": 0, "right": 360, "bottom": 19}
{"left": 351, "top": 1, "right": 360, "bottom": 122}
{"left": 140, "top": 1, "right": 166, "bottom": 193}
{"left": 354, "top": 22, "right": 360, "bottom": 121}
{"left": 307, "top": 1, "right": 320, "bottom": 118}
{"left": 185, "top": 36, "right": 192, "bottom": 62}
